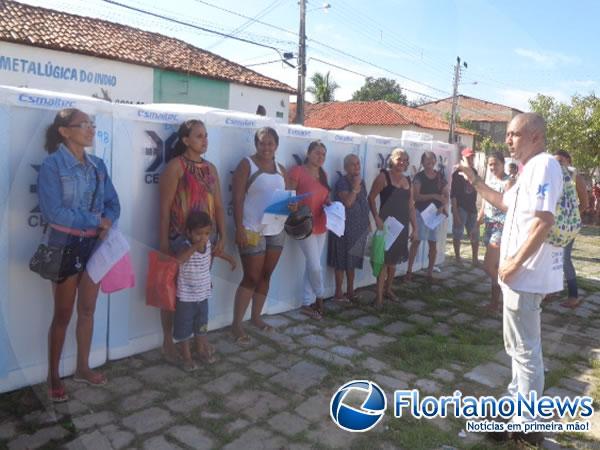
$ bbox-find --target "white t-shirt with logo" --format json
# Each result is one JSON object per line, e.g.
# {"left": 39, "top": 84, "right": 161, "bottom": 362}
{"left": 499, "top": 152, "right": 563, "bottom": 297}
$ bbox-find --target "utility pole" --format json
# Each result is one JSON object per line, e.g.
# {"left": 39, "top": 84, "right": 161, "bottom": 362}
{"left": 296, "top": 0, "right": 306, "bottom": 124}
{"left": 448, "top": 56, "right": 467, "bottom": 144}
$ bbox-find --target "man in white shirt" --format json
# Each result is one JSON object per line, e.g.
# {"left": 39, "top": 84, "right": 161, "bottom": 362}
{"left": 458, "top": 113, "right": 563, "bottom": 446}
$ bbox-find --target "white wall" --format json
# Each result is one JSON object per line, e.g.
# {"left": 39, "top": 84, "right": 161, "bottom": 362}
{"left": 0, "top": 42, "right": 154, "bottom": 104}
{"left": 345, "top": 124, "right": 474, "bottom": 150}
{"left": 228, "top": 83, "right": 289, "bottom": 123}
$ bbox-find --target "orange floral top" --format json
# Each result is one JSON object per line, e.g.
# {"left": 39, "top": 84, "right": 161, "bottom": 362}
{"left": 169, "top": 156, "right": 217, "bottom": 240}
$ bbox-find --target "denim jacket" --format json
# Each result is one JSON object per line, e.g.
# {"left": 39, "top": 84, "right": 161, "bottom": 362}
{"left": 38, "top": 144, "right": 120, "bottom": 230}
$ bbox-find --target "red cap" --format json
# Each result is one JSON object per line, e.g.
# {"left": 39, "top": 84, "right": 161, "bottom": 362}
{"left": 461, "top": 147, "right": 474, "bottom": 157}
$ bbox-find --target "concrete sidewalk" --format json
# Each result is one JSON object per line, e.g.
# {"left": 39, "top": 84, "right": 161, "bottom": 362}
{"left": 1, "top": 230, "right": 599, "bottom": 450}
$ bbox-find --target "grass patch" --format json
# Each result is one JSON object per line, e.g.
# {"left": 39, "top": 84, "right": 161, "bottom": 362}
{"left": 545, "top": 365, "right": 569, "bottom": 389}
{"left": 380, "top": 332, "right": 500, "bottom": 377}
{"left": 383, "top": 416, "right": 461, "bottom": 450}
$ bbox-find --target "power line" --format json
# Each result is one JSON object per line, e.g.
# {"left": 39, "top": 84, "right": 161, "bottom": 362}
{"left": 98, "top": 0, "right": 505, "bottom": 121}
{"left": 189, "top": 0, "right": 452, "bottom": 95}
{"left": 101, "top": 0, "right": 294, "bottom": 66}
{"left": 206, "top": 0, "right": 286, "bottom": 50}
{"left": 308, "top": 57, "right": 438, "bottom": 100}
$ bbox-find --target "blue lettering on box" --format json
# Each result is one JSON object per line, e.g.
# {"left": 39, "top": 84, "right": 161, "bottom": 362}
{"left": 335, "top": 135, "right": 354, "bottom": 142}
{"left": 225, "top": 117, "right": 256, "bottom": 128}
{"left": 288, "top": 128, "right": 311, "bottom": 137}
{"left": 18, "top": 93, "right": 75, "bottom": 109}
{"left": 137, "top": 110, "right": 179, "bottom": 122}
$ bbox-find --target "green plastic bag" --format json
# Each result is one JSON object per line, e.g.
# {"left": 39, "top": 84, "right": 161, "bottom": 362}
{"left": 370, "top": 230, "right": 385, "bottom": 277}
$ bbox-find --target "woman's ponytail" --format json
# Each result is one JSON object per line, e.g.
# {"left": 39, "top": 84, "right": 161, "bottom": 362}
{"left": 44, "top": 108, "right": 80, "bottom": 153}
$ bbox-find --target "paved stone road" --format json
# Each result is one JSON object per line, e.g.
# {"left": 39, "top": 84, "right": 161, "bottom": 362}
{"left": 1, "top": 238, "right": 599, "bottom": 450}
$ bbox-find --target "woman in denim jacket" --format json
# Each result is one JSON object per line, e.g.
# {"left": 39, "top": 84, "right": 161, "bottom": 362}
{"left": 38, "top": 108, "right": 120, "bottom": 402}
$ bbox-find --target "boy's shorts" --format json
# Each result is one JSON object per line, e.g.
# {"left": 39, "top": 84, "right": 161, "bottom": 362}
{"left": 173, "top": 299, "right": 208, "bottom": 341}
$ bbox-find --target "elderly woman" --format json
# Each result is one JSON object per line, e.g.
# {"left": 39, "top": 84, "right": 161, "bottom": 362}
{"left": 37, "top": 108, "right": 120, "bottom": 402}
{"left": 327, "top": 154, "right": 370, "bottom": 303}
{"left": 368, "top": 148, "right": 416, "bottom": 308}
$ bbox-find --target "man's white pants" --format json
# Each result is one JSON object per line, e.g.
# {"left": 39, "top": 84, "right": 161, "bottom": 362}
{"left": 298, "top": 233, "right": 326, "bottom": 306}
{"left": 502, "top": 286, "right": 544, "bottom": 424}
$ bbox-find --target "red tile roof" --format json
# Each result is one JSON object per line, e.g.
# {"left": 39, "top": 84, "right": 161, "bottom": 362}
{"left": 0, "top": 0, "right": 295, "bottom": 94}
{"left": 418, "top": 95, "right": 522, "bottom": 122}
{"left": 291, "top": 101, "right": 474, "bottom": 135}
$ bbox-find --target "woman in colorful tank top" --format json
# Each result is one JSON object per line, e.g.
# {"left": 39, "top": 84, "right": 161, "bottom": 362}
{"left": 478, "top": 152, "right": 514, "bottom": 313}
{"left": 159, "top": 119, "right": 226, "bottom": 362}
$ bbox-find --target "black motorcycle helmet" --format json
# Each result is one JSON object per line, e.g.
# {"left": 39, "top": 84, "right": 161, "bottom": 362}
{"left": 284, "top": 205, "right": 313, "bottom": 240}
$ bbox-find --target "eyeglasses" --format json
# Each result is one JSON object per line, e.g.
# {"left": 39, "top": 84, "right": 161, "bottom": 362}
{"left": 66, "top": 121, "right": 96, "bottom": 130}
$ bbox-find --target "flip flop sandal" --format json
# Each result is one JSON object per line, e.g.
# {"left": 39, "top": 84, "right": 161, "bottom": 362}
{"left": 301, "top": 307, "right": 322, "bottom": 320}
{"left": 333, "top": 296, "right": 351, "bottom": 304}
{"left": 73, "top": 373, "right": 107, "bottom": 386}
{"left": 200, "top": 353, "right": 218, "bottom": 364}
{"left": 345, "top": 293, "right": 360, "bottom": 302}
{"left": 561, "top": 299, "right": 583, "bottom": 309}
{"left": 161, "top": 349, "right": 181, "bottom": 365}
{"left": 182, "top": 361, "right": 199, "bottom": 372}
{"left": 48, "top": 386, "right": 69, "bottom": 403}
{"left": 233, "top": 334, "right": 252, "bottom": 346}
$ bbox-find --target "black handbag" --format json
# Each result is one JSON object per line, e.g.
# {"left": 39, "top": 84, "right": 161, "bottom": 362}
{"left": 29, "top": 166, "right": 99, "bottom": 282}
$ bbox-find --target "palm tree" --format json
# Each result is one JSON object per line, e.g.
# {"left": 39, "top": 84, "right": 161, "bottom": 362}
{"left": 307, "top": 71, "right": 339, "bottom": 103}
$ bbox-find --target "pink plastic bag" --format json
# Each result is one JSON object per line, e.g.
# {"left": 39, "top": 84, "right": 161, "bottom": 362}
{"left": 100, "top": 252, "right": 136, "bottom": 294}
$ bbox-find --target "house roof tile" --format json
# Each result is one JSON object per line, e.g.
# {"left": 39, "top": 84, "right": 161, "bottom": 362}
{"left": 291, "top": 101, "right": 474, "bottom": 135}
{"left": 417, "top": 95, "right": 522, "bottom": 122}
{"left": 0, "top": 0, "right": 295, "bottom": 94}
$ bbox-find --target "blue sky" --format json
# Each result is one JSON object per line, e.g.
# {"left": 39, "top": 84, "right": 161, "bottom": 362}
{"left": 22, "top": 0, "right": 600, "bottom": 111}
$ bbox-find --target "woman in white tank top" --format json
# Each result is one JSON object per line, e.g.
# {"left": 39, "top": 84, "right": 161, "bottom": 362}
{"left": 230, "top": 127, "right": 292, "bottom": 344}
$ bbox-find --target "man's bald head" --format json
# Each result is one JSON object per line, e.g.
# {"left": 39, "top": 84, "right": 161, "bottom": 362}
{"left": 512, "top": 113, "right": 546, "bottom": 144}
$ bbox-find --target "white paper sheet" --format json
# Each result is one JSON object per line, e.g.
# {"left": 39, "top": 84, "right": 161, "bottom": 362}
{"left": 261, "top": 189, "right": 295, "bottom": 235}
{"left": 87, "top": 228, "right": 130, "bottom": 283}
{"left": 324, "top": 201, "right": 346, "bottom": 237}
{"left": 420, "top": 202, "right": 443, "bottom": 231}
{"left": 383, "top": 216, "right": 404, "bottom": 250}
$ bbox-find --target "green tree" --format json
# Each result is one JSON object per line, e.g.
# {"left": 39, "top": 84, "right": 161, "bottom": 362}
{"left": 352, "top": 77, "right": 408, "bottom": 104}
{"left": 529, "top": 93, "right": 600, "bottom": 173}
{"left": 306, "top": 71, "right": 339, "bottom": 103}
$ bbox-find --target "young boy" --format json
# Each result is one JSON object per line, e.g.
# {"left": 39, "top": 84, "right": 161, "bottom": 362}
{"left": 173, "top": 211, "right": 236, "bottom": 371}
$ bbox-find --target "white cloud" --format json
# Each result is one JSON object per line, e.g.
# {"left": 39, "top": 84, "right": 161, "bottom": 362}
{"left": 560, "top": 79, "right": 597, "bottom": 89}
{"left": 514, "top": 48, "right": 579, "bottom": 67}
{"left": 497, "top": 88, "right": 571, "bottom": 112}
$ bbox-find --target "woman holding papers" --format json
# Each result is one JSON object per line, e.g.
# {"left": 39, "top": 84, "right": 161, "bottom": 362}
{"left": 327, "top": 154, "right": 370, "bottom": 304}
{"left": 37, "top": 108, "right": 120, "bottom": 402}
{"left": 368, "top": 148, "right": 416, "bottom": 309}
{"left": 289, "top": 140, "right": 331, "bottom": 320}
{"left": 159, "top": 119, "right": 226, "bottom": 361}
{"left": 406, "top": 151, "right": 449, "bottom": 282}
{"left": 231, "top": 127, "right": 291, "bottom": 343}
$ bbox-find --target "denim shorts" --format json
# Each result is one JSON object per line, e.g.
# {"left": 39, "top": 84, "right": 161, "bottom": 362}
{"left": 452, "top": 207, "right": 479, "bottom": 240}
{"left": 238, "top": 230, "right": 286, "bottom": 256}
{"left": 173, "top": 299, "right": 208, "bottom": 341}
{"left": 416, "top": 211, "right": 438, "bottom": 242}
{"left": 47, "top": 229, "right": 98, "bottom": 283}
{"left": 483, "top": 221, "right": 503, "bottom": 247}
